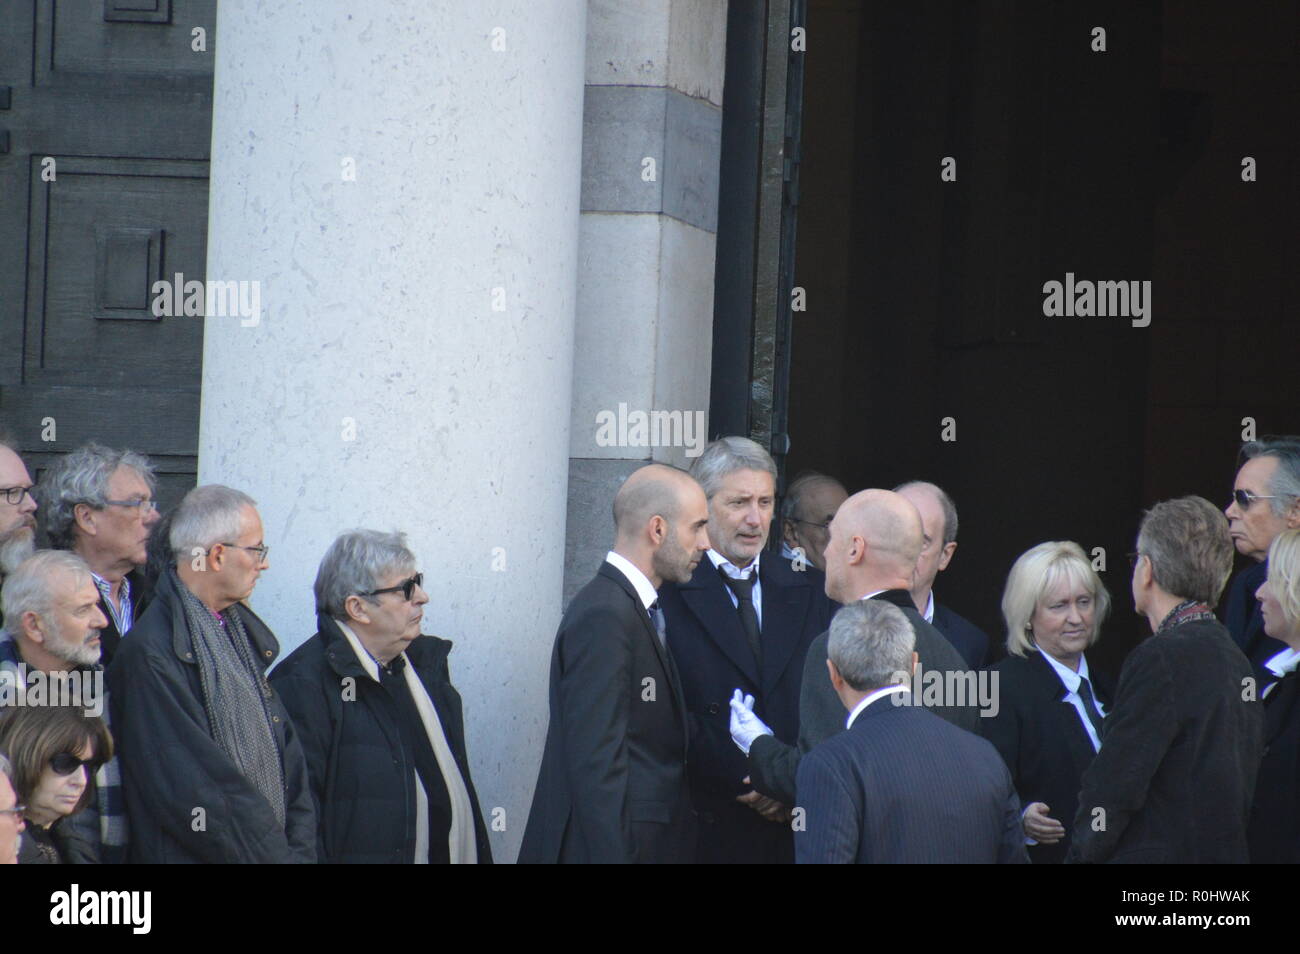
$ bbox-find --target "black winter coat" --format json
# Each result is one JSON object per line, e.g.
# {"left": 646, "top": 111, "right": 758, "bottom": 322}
{"left": 270, "top": 614, "right": 493, "bottom": 864}
{"left": 106, "top": 570, "right": 317, "bottom": 863}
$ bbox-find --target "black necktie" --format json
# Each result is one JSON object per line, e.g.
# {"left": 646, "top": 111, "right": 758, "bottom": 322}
{"left": 648, "top": 601, "right": 667, "bottom": 649}
{"left": 720, "top": 569, "right": 762, "bottom": 667}
{"left": 1077, "top": 676, "right": 1105, "bottom": 745}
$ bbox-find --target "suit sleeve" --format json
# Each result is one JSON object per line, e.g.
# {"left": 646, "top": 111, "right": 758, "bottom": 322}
{"left": 979, "top": 680, "right": 1028, "bottom": 804}
{"left": 557, "top": 606, "right": 638, "bottom": 863}
{"left": 748, "top": 635, "right": 835, "bottom": 804}
{"left": 794, "top": 748, "right": 858, "bottom": 863}
{"left": 1066, "top": 643, "right": 1179, "bottom": 863}
{"left": 111, "top": 649, "right": 300, "bottom": 864}
{"left": 996, "top": 765, "right": 1030, "bottom": 864}
{"left": 269, "top": 667, "right": 329, "bottom": 863}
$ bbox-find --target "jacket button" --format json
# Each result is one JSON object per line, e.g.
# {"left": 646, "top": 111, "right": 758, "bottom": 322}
{"left": 264, "top": 650, "right": 272, "bottom": 658}
{"left": 272, "top": 715, "right": 280, "bottom": 723}
{"left": 706, "top": 703, "right": 720, "bottom": 715}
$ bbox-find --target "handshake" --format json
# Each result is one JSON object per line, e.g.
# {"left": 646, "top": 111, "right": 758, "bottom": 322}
{"left": 728, "top": 688, "right": 774, "bottom": 755}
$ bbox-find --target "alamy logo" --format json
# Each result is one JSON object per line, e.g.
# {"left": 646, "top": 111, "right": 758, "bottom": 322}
{"left": 151, "top": 272, "right": 261, "bottom": 327}
{"left": 594, "top": 403, "right": 707, "bottom": 458}
{"left": 1042, "top": 272, "right": 1151, "bottom": 327}
{"left": 50, "top": 884, "right": 151, "bottom": 934}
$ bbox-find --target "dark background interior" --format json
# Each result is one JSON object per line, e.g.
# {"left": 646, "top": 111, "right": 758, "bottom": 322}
{"left": 783, "top": 0, "right": 1299, "bottom": 676}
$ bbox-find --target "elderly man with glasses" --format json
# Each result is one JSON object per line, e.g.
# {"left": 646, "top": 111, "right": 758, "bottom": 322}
{"left": 272, "top": 529, "right": 492, "bottom": 864}
{"left": 108, "top": 484, "right": 316, "bottom": 863}
{"left": 1221, "top": 438, "right": 1300, "bottom": 692}
{"left": 0, "top": 440, "right": 40, "bottom": 627}
{"left": 38, "top": 443, "right": 161, "bottom": 669}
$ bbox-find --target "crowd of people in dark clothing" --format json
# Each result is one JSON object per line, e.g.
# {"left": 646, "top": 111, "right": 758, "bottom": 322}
{"left": 0, "top": 433, "right": 1296, "bottom": 864}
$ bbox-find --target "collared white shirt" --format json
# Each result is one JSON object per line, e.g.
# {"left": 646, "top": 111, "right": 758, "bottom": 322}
{"left": 708, "top": 549, "right": 763, "bottom": 629}
{"left": 1263, "top": 646, "right": 1300, "bottom": 698}
{"left": 1040, "top": 651, "right": 1106, "bottom": 753}
{"left": 846, "top": 685, "right": 911, "bottom": 729}
{"left": 605, "top": 551, "right": 658, "bottom": 612}
{"left": 857, "top": 589, "right": 887, "bottom": 602}
{"left": 921, "top": 591, "right": 935, "bottom": 624}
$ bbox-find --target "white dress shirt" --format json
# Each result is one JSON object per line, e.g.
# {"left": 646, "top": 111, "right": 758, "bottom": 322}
{"left": 921, "top": 591, "right": 935, "bottom": 624}
{"left": 1263, "top": 646, "right": 1300, "bottom": 699}
{"left": 708, "top": 549, "right": 763, "bottom": 629}
{"left": 605, "top": 551, "right": 658, "bottom": 612}
{"left": 846, "top": 685, "right": 911, "bottom": 728}
{"left": 1040, "top": 651, "right": 1106, "bottom": 753}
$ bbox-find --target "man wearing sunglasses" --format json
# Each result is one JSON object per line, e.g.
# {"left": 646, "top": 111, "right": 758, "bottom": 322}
{"left": 108, "top": 484, "right": 316, "bottom": 863}
{"left": 272, "top": 530, "right": 492, "bottom": 864}
{"left": 1221, "top": 438, "right": 1300, "bottom": 691}
{"left": 0, "top": 439, "right": 39, "bottom": 629}
{"left": 38, "top": 443, "right": 160, "bottom": 670}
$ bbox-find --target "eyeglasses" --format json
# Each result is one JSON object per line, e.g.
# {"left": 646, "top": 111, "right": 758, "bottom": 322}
{"left": 102, "top": 496, "right": 157, "bottom": 514}
{"left": 0, "top": 804, "right": 25, "bottom": 818}
{"left": 0, "top": 486, "right": 35, "bottom": 506}
{"left": 788, "top": 517, "right": 831, "bottom": 531}
{"left": 218, "top": 542, "right": 270, "bottom": 562}
{"left": 1231, "top": 489, "right": 1283, "bottom": 511}
{"left": 362, "top": 572, "right": 424, "bottom": 602}
{"left": 50, "top": 752, "right": 96, "bottom": 776}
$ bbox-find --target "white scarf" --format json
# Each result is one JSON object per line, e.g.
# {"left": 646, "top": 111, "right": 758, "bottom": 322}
{"left": 337, "top": 622, "right": 477, "bottom": 864}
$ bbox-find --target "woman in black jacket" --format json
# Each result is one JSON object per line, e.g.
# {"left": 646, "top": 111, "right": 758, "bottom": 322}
{"left": 0, "top": 704, "right": 111, "bottom": 864}
{"left": 981, "top": 541, "right": 1114, "bottom": 864}
{"left": 272, "top": 529, "right": 492, "bottom": 864}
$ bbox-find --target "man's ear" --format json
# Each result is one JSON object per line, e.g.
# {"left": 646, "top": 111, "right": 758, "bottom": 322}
{"left": 345, "top": 595, "right": 371, "bottom": 626}
{"left": 1286, "top": 497, "right": 1300, "bottom": 529}
{"left": 827, "top": 658, "right": 844, "bottom": 692}
{"left": 19, "top": 610, "right": 46, "bottom": 646}
{"left": 937, "top": 541, "right": 957, "bottom": 573}
{"left": 73, "top": 502, "right": 98, "bottom": 537}
{"left": 782, "top": 519, "right": 799, "bottom": 549}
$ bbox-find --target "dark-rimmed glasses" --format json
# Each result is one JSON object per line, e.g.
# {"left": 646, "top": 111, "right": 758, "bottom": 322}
{"left": 363, "top": 572, "right": 424, "bottom": 602}
{"left": 50, "top": 752, "right": 97, "bottom": 776}
{"left": 0, "top": 486, "right": 35, "bottom": 506}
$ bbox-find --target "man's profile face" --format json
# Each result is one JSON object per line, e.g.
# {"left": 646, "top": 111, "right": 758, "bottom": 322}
{"left": 0, "top": 447, "right": 37, "bottom": 575}
{"left": 821, "top": 513, "right": 852, "bottom": 604}
{"left": 36, "top": 570, "right": 109, "bottom": 667}
{"left": 220, "top": 505, "right": 269, "bottom": 603}
{"left": 82, "top": 466, "right": 160, "bottom": 568}
{"left": 1225, "top": 456, "right": 1289, "bottom": 562}
{"left": 654, "top": 483, "right": 710, "bottom": 584}
{"left": 707, "top": 469, "right": 775, "bottom": 569}
{"left": 896, "top": 487, "right": 954, "bottom": 599}
{"left": 784, "top": 481, "right": 846, "bottom": 571}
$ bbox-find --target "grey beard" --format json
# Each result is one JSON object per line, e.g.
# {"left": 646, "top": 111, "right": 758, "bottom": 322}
{"left": 45, "top": 628, "right": 103, "bottom": 668}
{"left": 0, "top": 530, "right": 35, "bottom": 576}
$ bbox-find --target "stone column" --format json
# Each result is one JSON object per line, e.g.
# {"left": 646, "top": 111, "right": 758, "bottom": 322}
{"left": 200, "top": 0, "right": 587, "bottom": 862}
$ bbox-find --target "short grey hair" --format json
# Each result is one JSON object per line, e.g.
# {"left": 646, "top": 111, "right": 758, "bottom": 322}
{"left": 690, "top": 436, "right": 777, "bottom": 500}
{"left": 894, "top": 480, "right": 960, "bottom": 545}
{"left": 169, "top": 485, "right": 257, "bottom": 557}
{"left": 827, "top": 600, "right": 916, "bottom": 692}
{"left": 781, "top": 471, "right": 846, "bottom": 522}
{"left": 1137, "top": 496, "right": 1234, "bottom": 607}
{"left": 1241, "top": 438, "right": 1300, "bottom": 518}
{"left": 38, "top": 442, "right": 156, "bottom": 549}
{"left": 0, "top": 550, "right": 94, "bottom": 632}
{"left": 315, "top": 529, "right": 416, "bottom": 619}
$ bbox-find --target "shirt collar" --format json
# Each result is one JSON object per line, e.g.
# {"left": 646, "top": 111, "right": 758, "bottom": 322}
{"left": 90, "top": 571, "right": 129, "bottom": 600}
{"left": 707, "top": 548, "right": 760, "bottom": 580}
{"left": 1039, "top": 650, "right": 1090, "bottom": 694}
{"left": 1265, "top": 646, "right": 1300, "bottom": 680}
{"left": 605, "top": 551, "right": 658, "bottom": 611}
{"left": 846, "top": 685, "right": 910, "bottom": 728}
{"left": 921, "top": 591, "right": 935, "bottom": 623}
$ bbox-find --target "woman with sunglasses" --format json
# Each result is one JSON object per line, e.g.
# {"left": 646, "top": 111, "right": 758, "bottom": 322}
{"left": 1247, "top": 528, "right": 1300, "bottom": 863}
{"left": 0, "top": 704, "right": 112, "bottom": 864}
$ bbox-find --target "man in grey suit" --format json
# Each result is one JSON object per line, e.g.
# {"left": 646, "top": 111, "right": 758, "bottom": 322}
{"left": 794, "top": 600, "right": 1026, "bottom": 863}
{"left": 734, "top": 489, "right": 980, "bottom": 804}
{"left": 519, "top": 464, "right": 710, "bottom": 863}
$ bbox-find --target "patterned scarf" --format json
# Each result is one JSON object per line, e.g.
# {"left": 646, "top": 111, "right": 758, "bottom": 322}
{"left": 171, "top": 568, "right": 286, "bottom": 826}
{"left": 1155, "top": 599, "right": 1217, "bottom": 635}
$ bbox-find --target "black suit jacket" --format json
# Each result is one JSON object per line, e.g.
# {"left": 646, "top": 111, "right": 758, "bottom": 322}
{"left": 980, "top": 651, "right": 1114, "bottom": 863}
{"left": 795, "top": 696, "right": 1027, "bottom": 863}
{"left": 95, "top": 568, "right": 154, "bottom": 670}
{"left": 1220, "top": 561, "right": 1286, "bottom": 690}
{"left": 932, "top": 600, "right": 991, "bottom": 669}
{"left": 519, "top": 562, "right": 693, "bottom": 864}
{"left": 1066, "top": 618, "right": 1265, "bottom": 863}
{"left": 1247, "top": 670, "right": 1300, "bottom": 863}
{"left": 748, "top": 589, "right": 980, "bottom": 804}
{"left": 659, "top": 555, "right": 834, "bottom": 863}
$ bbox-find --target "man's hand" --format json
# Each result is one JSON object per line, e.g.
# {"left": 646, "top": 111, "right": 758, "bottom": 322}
{"left": 736, "top": 778, "right": 789, "bottom": 823}
{"left": 1022, "top": 802, "right": 1066, "bottom": 844}
{"left": 728, "top": 689, "right": 773, "bottom": 755}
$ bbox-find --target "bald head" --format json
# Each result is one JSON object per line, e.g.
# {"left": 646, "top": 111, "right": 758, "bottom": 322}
{"left": 822, "top": 490, "right": 925, "bottom": 603}
{"left": 614, "top": 465, "right": 698, "bottom": 538}
{"left": 611, "top": 464, "right": 710, "bottom": 588}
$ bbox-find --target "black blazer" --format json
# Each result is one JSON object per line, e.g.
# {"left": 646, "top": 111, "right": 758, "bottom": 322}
{"left": 1066, "top": 618, "right": 1265, "bottom": 863}
{"left": 1247, "top": 670, "right": 1300, "bottom": 863}
{"left": 747, "top": 589, "right": 980, "bottom": 805}
{"left": 1220, "top": 562, "right": 1287, "bottom": 690}
{"left": 980, "top": 650, "right": 1114, "bottom": 863}
{"left": 659, "top": 555, "right": 834, "bottom": 863}
{"left": 95, "top": 568, "right": 154, "bottom": 670}
{"left": 932, "top": 601, "right": 991, "bottom": 669}
{"left": 794, "top": 696, "right": 1027, "bottom": 863}
{"left": 519, "top": 561, "right": 693, "bottom": 864}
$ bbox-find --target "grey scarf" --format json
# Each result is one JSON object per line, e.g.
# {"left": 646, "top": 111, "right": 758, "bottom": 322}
{"left": 172, "top": 568, "right": 286, "bottom": 826}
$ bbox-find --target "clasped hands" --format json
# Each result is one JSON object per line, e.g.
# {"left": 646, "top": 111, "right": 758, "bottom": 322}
{"left": 728, "top": 689, "right": 787, "bottom": 824}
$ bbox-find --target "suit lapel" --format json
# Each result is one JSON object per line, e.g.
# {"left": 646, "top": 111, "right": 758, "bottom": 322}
{"left": 1027, "top": 651, "right": 1098, "bottom": 772}
{"left": 757, "top": 559, "right": 813, "bottom": 694}
{"left": 597, "top": 562, "right": 687, "bottom": 727}
{"left": 679, "top": 560, "right": 762, "bottom": 687}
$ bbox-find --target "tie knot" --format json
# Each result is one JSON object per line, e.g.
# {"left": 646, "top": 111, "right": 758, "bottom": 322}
{"left": 720, "top": 568, "right": 755, "bottom": 600}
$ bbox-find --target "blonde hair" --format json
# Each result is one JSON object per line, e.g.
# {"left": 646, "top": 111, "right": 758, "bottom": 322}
{"left": 1267, "top": 529, "right": 1300, "bottom": 636}
{"left": 1001, "top": 541, "right": 1111, "bottom": 657}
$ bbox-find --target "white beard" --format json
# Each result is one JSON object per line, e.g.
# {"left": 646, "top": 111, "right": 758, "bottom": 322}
{"left": 0, "top": 528, "right": 35, "bottom": 576}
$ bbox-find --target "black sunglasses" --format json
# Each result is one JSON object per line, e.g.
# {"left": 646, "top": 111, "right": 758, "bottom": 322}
{"left": 50, "top": 752, "right": 96, "bottom": 776}
{"left": 1231, "top": 489, "right": 1282, "bottom": 511}
{"left": 362, "top": 572, "right": 424, "bottom": 602}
